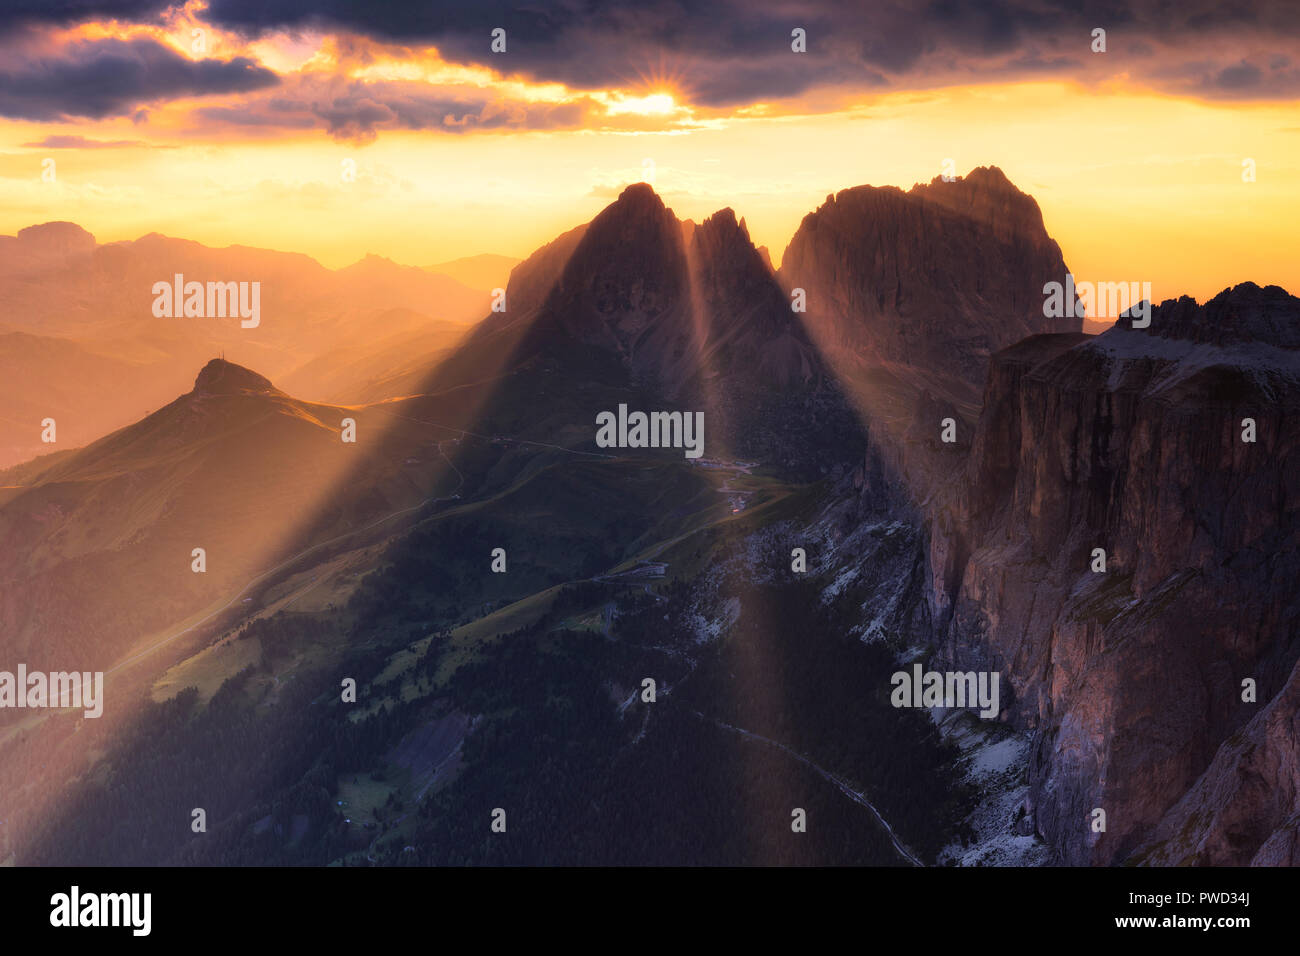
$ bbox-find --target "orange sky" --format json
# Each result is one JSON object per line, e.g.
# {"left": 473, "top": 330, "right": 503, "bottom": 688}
{"left": 1, "top": 12, "right": 1297, "bottom": 306}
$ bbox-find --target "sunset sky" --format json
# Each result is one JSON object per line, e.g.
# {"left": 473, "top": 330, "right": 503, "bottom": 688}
{"left": 1, "top": 0, "right": 1297, "bottom": 305}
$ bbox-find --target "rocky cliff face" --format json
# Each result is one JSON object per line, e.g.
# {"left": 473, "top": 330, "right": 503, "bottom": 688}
{"left": 1134, "top": 651, "right": 1300, "bottom": 865}
{"left": 920, "top": 283, "right": 1300, "bottom": 863}
{"left": 780, "top": 166, "right": 1078, "bottom": 398}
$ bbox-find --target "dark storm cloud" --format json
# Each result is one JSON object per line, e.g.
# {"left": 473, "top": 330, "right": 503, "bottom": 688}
{"left": 0, "top": 37, "right": 280, "bottom": 120}
{"left": 199, "top": 0, "right": 928, "bottom": 105}
{"left": 0, "top": 0, "right": 173, "bottom": 31}
{"left": 4, "top": 0, "right": 1299, "bottom": 118}
{"left": 189, "top": 0, "right": 1300, "bottom": 103}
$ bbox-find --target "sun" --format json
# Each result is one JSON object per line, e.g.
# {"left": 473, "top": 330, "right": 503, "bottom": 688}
{"left": 606, "top": 91, "right": 679, "bottom": 116}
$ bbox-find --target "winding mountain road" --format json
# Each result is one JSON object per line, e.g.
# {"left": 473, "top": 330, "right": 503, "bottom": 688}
{"left": 698, "top": 712, "right": 924, "bottom": 867}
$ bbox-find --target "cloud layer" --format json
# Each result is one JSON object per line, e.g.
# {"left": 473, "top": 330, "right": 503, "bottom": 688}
{"left": 2, "top": 1, "right": 1297, "bottom": 140}
{"left": 0, "top": 37, "right": 279, "bottom": 121}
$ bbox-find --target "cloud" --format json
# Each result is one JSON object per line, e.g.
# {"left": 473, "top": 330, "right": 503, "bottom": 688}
{"left": 21, "top": 134, "right": 149, "bottom": 148}
{"left": 1146, "top": 52, "right": 1300, "bottom": 101}
{"left": 0, "top": 0, "right": 174, "bottom": 32}
{"left": 188, "top": 0, "right": 1300, "bottom": 105}
{"left": 195, "top": 74, "right": 596, "bottom": 142}
{"left": 3, "top": 0, "right": 1298, "bottom": 143}
{"left": 0, "top": 37, "right": 280, "bottom": 121}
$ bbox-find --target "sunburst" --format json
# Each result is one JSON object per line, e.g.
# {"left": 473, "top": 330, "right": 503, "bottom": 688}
{"left": 621, "top": 51, "right": 697, "bottom": 110}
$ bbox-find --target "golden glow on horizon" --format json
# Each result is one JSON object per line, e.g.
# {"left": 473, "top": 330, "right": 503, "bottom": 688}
{"left": 1, "top": 80, "right": 1296, "bottom": 307}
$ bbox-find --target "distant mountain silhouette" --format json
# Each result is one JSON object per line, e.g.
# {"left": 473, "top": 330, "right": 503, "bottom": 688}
{"left": 0, "top": 226, "right": 490, "bottom": 467}
{"left": 426, "top": 253, "right": 522, "bottom": 293}
{"left": 278, "top": 308, "right": 468, "bottom": 403}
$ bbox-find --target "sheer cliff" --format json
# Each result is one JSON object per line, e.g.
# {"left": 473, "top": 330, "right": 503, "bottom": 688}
{"left": 920, "top": 284, "right": 1300, "bottom": 863}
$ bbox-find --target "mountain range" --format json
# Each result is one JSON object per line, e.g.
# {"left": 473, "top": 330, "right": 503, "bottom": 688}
{"left": 1, "top": 167, "right": 1296, "bottom": 867}
{"left": 0, "top": 223, "right": 491, "bottom": 468}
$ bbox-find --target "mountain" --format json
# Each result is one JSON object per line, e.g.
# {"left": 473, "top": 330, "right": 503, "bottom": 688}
{"left": 0, "top": 227, "right": 489, "bottom": 342}
{"left": 780, "top": 166, "right": 1078, "bottom": 402}
{"left": 916, "top": 283, "right": 1300, "bottom": 864}
{"left": 0, "top": 221, "right": 96, "bottom": 273}
{"left": 1136, "top": 651, "right": 1300, "bottom": 865}
{"left": 0, "top": 173, "right": 1069, "bottom": 472}
{"left": 3, "top": 352, "right": 967, "bottom": 868}
{"left": 426, "top": 183, "right": 858, "bottom": 474}
{"left": 426, "top": 253, "right": 522, "bottom": 293}
{"left": 0, "top": 358, "right": 467, "bottom": 669}
{"left": 335, "top": 254, "right": 494, "bottom": 338}
{"left": 0, "top": 226, "right": 491, "bottom": 468}
{"left": 542, "top": 186, "right": 820, "bottom": 394}
{"left": 2, "top": 174, "right": 1296, "bottom": 870}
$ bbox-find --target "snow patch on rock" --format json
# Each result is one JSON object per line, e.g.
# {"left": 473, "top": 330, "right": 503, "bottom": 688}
{"left": 934, "top": 709, "right": 1050, "bottom": 867}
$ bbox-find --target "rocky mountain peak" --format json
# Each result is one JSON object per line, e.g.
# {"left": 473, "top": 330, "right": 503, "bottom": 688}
{"left": 910, "top": 165, "right": 1048, "bottom": 239}
{"left": 1115, "top": 282, "right": 1300, "bottom": 349}
{"left": 580, "top": 182, "right": 675, "bottom": 243}
{"left": 692, "top": 207, "right": 765, "bottom": 275}
{"left": 192, "top": 359, "right": 279, "bottom": 396}
{"left": 779, "top": 166, "right": 1075, "bottom": 394}
{"left": 548, "top": 181, "right": 688, "bottom": 337}
{"left": 14, "top": 220, "right": 96, "bottom": 254}
{"left": 0, "top": 222, "right": 97, "bottom": 271}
